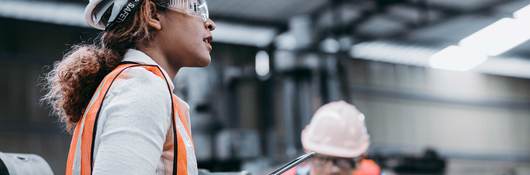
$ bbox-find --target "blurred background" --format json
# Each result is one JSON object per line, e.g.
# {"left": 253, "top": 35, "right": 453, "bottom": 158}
{"left": 1, "top": 0, "right": 530, "bottom": 174}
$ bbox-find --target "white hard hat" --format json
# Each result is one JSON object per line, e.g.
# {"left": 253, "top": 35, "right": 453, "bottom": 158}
{"left": 301, "top": 101, "right": 370, "bottom": 158}
{"left": 84, "top": 0, "right": 141, "bottom": 30}
{"left": 85, "top": 0, "right": 209, "bottom": 30}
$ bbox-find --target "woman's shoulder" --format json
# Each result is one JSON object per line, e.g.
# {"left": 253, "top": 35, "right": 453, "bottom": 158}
{"left": 120, "top": 65, "right": 169, "bottom": 86}
{"left": 106, "top": 66, "right": 172, "bottom": 101}
{"left": 97, "top": 65, "right": 173, "bottom": 123}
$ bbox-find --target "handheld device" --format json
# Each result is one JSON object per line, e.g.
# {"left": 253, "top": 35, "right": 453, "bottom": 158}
{"left": 267, "top": 152, "right": 316, "bottom": 175}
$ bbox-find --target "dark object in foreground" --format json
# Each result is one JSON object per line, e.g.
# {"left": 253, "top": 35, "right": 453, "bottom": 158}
{"left": 268, "top": 152, "right": 316, "bottom": 175}
{"left": 393, "top": 148, "right": 446, "bottom": 174}
{"left": 0, "top": 152, "right": 53, "bottom": 175}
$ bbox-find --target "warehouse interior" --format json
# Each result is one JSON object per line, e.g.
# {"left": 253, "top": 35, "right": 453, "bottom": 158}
{"left": 1, "top": 0, "right": 530, "bottom": 174}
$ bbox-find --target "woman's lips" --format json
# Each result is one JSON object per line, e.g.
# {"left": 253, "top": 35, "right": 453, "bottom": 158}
{"left": 203, "top": 36, "right": 213, "bottom": 51}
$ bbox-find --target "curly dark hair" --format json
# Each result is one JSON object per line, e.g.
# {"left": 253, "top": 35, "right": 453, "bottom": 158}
{"left": 43, "top": 0, "right": 166, "bottom": 132}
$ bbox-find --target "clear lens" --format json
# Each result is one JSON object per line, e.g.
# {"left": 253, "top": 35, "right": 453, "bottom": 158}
{"left": 166, "top": 0, "right": 209, "bottom": 21}
{"left": 196, "top": 0, "right": 209, "bottom": 21}
{"left": 312, "top": 155, "right": 356, "bottom": 169}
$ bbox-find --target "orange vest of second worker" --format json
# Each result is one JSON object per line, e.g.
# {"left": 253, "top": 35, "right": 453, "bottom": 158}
{"left": 65, "top": 63, "right": 197, "bottom": 175}
{"left": 283, "top": 159, "right": 381, "bottom": 175}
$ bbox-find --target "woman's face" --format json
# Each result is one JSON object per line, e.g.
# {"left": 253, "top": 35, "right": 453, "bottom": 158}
{"left": 158, "top": 7, "right": 215, "bottom": 68}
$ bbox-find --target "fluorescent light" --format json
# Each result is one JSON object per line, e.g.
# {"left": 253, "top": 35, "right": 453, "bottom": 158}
{"left": 320, "top": 37, "right": 340, "bottom": 53}
{"left": 212, "top": 22, "right": 277, "bottom": 47}
{"left": 275, "top": 32, "right": 298, "bottom": 50}
{"left": 459, "top": 18, "right": 530, "bottom": 56}
{"left": 514, "top": 4, "right": 530, "bottom": 19}
{"left": 433, "top": 4, "right": 530, "bottom": 71}
{"left": 351, "top": 41, "right": 433, "bottom": 66}
{"left": 429, "top": 46, "right": 488, "bottom": 71}
{"left": 0, "top": 1, "right": 86, "bottom": 27}
{"left": 255, "top": 50, "right": 270, "bottom": 77}
{"left": 350, "top": 41, "right": 530, "bottom": 78}
{"left": 457, "top": 4, "right": 530, "bottom": 57}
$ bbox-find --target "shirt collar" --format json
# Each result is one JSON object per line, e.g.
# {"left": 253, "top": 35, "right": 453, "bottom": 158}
{"left": 122, "top": 49, "right": 175, "bottom": 90}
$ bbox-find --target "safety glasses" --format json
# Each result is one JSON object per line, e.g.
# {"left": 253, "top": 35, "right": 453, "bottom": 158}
{"left": 157, "top": 0, "right": 209, "bottom": 22}
{"left": 312, "top": 155, "right": 361, "bottom": 169}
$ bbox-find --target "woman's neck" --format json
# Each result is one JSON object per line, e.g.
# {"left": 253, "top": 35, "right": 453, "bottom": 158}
{"left": 136, "top": 46, "right": 179, "bottom": 79}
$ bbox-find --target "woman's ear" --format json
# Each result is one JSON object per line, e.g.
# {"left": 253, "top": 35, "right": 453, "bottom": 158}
{"left": 146, "top": 1, "right": 163, "bottom": 30}
{"left": 147, "top": 12, "right": 162, "bottom": 30}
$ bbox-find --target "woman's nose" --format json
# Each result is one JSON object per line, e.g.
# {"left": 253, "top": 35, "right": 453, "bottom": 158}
{"left": 205, "top": 19, "right": 216, "bottom": 31}
{"left": 329, "top": 164, "right": 342, "bottom": 174}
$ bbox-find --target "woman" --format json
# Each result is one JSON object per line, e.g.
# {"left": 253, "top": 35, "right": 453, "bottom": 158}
{"left": 43, "top": 0, "right": 215, "bottom": 174}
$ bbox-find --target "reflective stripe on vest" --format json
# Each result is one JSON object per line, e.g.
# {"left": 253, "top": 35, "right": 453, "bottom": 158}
{"left": 65, "top": 63, "right": 197, "bottom": 175}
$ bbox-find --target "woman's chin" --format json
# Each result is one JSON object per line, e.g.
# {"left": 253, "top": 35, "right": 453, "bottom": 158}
{"left": 195, "top": 56, "right": 211, "bottom": 67}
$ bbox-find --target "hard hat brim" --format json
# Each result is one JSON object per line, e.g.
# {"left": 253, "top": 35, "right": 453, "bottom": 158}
{"left": 301, "top": 131, "right": 370, "bottom": 158}
{"left": 85, "top": 0, "right": 109, "bottom": 30}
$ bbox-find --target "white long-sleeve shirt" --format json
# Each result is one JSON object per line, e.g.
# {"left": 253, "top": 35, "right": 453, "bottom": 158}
{"left": 90, "top": 49, "right": 197, "bottom": 175}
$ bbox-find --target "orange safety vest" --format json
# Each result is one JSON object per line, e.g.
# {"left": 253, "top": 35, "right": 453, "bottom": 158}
{"left": 65, "top": 63, "right": 195, "bottom": 175}
{"left": 352, "top": 159, "right": 381, "bottom": 175}
{"left": 283, "top": 159, "right": 381, "bottom": 175}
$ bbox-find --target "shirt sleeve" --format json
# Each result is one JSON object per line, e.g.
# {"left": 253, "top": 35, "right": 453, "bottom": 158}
{"left": 91, "top": 67, "right": 173, "bottom": 175}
